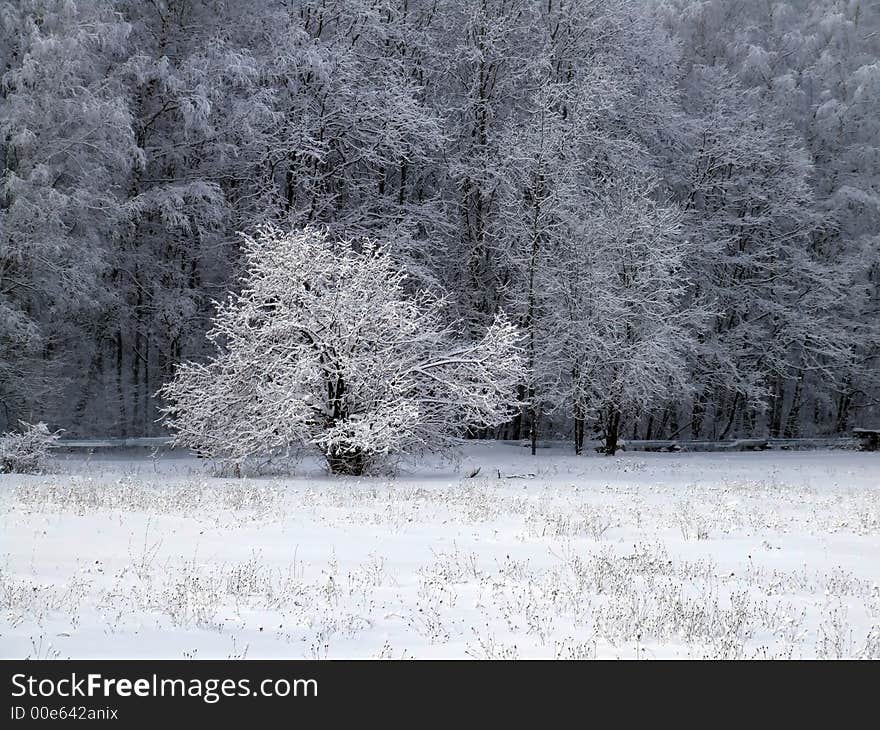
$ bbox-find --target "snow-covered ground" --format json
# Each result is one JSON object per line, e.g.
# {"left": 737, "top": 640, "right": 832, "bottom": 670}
{"left": 1, "top": 443, "right": 878, "bottom": 659}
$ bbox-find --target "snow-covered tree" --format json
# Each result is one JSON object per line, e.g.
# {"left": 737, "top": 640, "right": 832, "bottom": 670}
{"left": 487, "top": 0, "right": 684, "bottom": 451}
{"left": 0, "top": 0, "right": 135, "bottom": 430}
{"left": 668, "top": 64, "right": 855, "bottom": 439}
{"left": 0, "top": 420, "right": 62, "bottom": 474}
{"left": 661, "top": 0, "right": 880, "bottom": 436}
{"left": 159, "top": 225, "right": 523, "bottom": 475}
{"left": 3, "top": 0, "right": 876, "bottom": 442}
{"left": 567, "top": 176, "right": 697, "bottom": 454}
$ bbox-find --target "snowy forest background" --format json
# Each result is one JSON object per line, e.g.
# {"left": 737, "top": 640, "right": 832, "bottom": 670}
{"left": 2, "top": 0, "right": 879, "bottom": 445}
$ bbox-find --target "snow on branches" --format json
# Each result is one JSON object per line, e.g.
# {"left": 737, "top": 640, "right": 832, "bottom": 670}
{"left": 0, "top": 421, "right": 62, "bottom": 474}
{"left": 159, "top": 225, "right": 524, "bottom": 475}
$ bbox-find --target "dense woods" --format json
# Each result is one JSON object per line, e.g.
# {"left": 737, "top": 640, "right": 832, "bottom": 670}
{"left": 2, "top": 0, "right": 878, "bottom": 444}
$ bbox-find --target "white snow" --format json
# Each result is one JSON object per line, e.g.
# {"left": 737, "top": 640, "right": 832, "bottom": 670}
{"left": 1, "top": 443, "right": 878, "bottom": 659}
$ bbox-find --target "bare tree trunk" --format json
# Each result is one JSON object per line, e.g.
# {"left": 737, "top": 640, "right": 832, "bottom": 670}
{"left": 783, "top": 371, "right": 804, "bottom": 438}
{"left": 326, "top": 447, "right": 366, "bottom": 476}
{"left": 529, "top": 397, "right": 537, "bottom": 456}
{"left": 719, "top": 392, "right": 741, "bottom": 440}
{"left": 525, "top": 176, "right": 542, "bottom": 457}
{"left": 604, "top": 408, "right": 621, "bottom": 456}
{"left": 115, "top": 330, "right": 127, "bottom": 437}
{"left": 668, "top": 403, "right": 679, "bottom": 440}
{"left": 132, "top": 324, "right": 141, "bottom": 437}
{"left": 573, "top": 398, "right": 585, "bottom": 455}
{"left": 691, "top": 393, "right": 705, "bottom": 439}
{"left": 143, "top": 333, "right": 151, "bottom": 436}
{"left": 74, "top": 346, "right": 103, "bottom": 429}
{"left": 769, "top": 376, "right": 783, "bottom": 438}
{"left": 834, "top": 376, "right": 853, "bottom": 433}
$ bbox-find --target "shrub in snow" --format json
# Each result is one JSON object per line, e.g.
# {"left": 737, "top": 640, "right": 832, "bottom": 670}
{"left": 159, "top": 225, "right": 524, "bottom": 475}
{"left": 0, "top": 421, "right": 62, "bottom": 474}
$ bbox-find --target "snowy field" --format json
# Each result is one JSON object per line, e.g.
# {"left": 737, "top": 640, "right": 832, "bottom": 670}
{"left": 1, "top": 443, "right": 878, "bottom": 660}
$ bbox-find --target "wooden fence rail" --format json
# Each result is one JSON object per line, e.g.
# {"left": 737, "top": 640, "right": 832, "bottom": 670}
{"left": 51, "top": 436, "right": 862, "bottom": 453}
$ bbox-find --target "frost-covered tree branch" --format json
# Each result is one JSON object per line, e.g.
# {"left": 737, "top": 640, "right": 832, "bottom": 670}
{"left": 159, "top": 225, "right": 524, "bottom": 474}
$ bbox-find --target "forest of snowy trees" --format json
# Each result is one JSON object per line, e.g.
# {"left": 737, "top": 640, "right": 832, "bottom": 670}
{"left": 1, "top": 0, "right": 879, "bottom": 446}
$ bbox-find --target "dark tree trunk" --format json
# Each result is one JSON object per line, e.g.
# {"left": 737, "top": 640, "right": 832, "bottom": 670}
{"left": 143, "top": 332, "right": 151, "bottom": 435}
{"left": 115, "top": 330, "right": 127, "bottom": 437}
{"left": 719, "top": 392, "right": 741, "bottom": 440}
{"left": 132, "top": 283, "right": 144, "bottom": 436}
{"left": 668, "top": 404, "right": 679, "bottom": 440}
{"left": 529, "top": 396, "right": 537, "bottom": 456}
{"left": 74, "top": 345, "right": 103, "bottom": 429}
{"left": 573, "top": 399, "right": 585, "bottom": 455}
{"left": 783, "top": 371, "right": 804, "bottom": 438}
{"left": 691, "top": 394, "right": 705, "bottom": 440}
{"left": 326, "top": 447, "right": 366, "bottom": 476}
{"left": 834, "top": 377, "right": 853, "bottom": 434}
{"left": 769, "top": 377, "right": 784, "bottom": 438}
{"left": 604, "top": 409, "right": 621, "bottom": 455}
